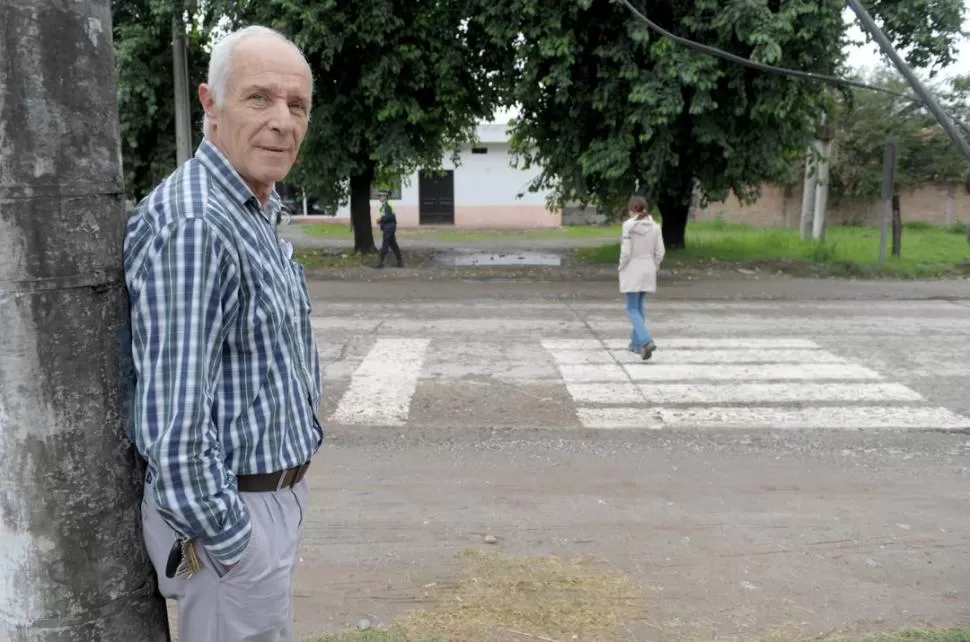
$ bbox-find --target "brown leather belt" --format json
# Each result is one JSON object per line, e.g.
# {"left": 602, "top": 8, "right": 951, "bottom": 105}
{"left": 237, "top": 461, "right": 311, "bottom": 493}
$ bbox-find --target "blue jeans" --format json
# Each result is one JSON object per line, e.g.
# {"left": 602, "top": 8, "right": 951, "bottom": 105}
{"left": 625, "top": 292, "right": 652, "bottom": 351}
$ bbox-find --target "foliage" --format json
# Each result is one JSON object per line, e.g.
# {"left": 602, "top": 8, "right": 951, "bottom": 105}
{"left": 829, "top": 69, "right": 970, "bottom": 202}
{"left": 113, "top": 0, "right": 214, "bottom": 203}
{"left": 576, "top": 220, "right": 970, "bottom": 277}
{"left": 212, "top": 0, "right": 501, "bottom": 251}
{"left": 471, "top": 0, "right": 967, "bottom": 248}
{"left": 857, "top": 0, "right": 967, "bottom": 72}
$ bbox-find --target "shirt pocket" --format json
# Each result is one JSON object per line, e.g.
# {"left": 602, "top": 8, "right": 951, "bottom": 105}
{"left": 286, "top": 259, "right": 312, "bottom": 318}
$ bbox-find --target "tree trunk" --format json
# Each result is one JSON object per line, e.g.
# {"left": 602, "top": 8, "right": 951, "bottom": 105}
{"left": 657, "top": 172, "right": 695, "bottom": 250}
{"left": 0, "top": 1, "right": 170, "bottom": 639}
{"left": 350, "top": 165, "right": 377, "bottom": 254}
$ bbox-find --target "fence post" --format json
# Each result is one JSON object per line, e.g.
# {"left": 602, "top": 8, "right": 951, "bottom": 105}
{"left": 879, "top": 137, "right": 898, "bottom": 264}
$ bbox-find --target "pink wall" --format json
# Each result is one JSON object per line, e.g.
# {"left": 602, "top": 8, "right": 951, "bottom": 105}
{"left": 386, "top": 205, "right": 420, "bottom": 227}
{"left": 456, "top": 205, "right": 561, "bottom": 228}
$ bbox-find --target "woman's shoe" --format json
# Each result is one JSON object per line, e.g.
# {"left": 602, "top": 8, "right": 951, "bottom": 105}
{"left": 641, "top": 340, "right": 657, "bottom": 361}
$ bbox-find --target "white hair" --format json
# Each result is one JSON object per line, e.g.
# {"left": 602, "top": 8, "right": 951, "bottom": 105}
{"left": 201, "top": 25, "right": 313, "bottom": 137}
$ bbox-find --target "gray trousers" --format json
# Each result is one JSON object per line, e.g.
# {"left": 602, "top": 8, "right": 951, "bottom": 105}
{"left": 142, "top": 474, "right": 309, "bottom": 642}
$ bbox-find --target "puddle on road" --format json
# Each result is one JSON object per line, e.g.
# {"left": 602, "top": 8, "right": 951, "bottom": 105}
{"left": 437, "top": 251, "right": 562, "bottom": 267}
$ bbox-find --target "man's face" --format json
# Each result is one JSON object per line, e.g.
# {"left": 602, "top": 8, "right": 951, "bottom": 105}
{"left": 200, "top": 38, "right": 312, "bottom": 201}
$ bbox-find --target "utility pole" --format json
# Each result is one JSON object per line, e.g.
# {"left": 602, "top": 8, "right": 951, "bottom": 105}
{"left": 172, "top": 0, "right": 193, "bottom": 164}
{"left": 0, "top": 2, "right": 170, "bottom": 640}
{"left": 811, "top": 118, "right": 833, "bottom": 242}
{"left": 799, "top": 142, "right": 819, "bottom": 240}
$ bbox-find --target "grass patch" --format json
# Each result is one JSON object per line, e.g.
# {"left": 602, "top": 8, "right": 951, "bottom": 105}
{"left": 390, "top": 548, "right": 646, "bottom": 641}
{"left": 293, "top": 248, "right": 376, "bottom": 269}
{"left": 576, "top": 222, "right": 970, "bottom": 278}
{"left": 300, "top": 222, "right": 621, "bottom": 242}
{"left": 300, "top": 222, "right": 354, "bottom": 238}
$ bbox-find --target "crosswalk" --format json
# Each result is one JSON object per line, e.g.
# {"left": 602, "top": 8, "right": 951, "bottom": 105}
{"left": 329, "top": 338, "right": 429, "bottom": 426}
{"left": 323, "top": 333, "right": 970, "bottom": 432}
{"left": 541, "top": 338, "right": 969, "bottom": 430}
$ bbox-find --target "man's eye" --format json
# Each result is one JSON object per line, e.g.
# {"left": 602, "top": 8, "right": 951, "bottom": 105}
{"left": 250, "top": 94, "right": 267, "bottom": 103}
{"left": 290, "top": 103, "right": 307, "bottom": 114}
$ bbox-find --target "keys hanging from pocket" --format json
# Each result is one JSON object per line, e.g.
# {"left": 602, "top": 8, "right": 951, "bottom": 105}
{"left": 165, "top": 537, "right": 204, "bottom": 580}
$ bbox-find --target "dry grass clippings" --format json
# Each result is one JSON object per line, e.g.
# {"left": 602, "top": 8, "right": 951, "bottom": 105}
{"left": 394, "top": 548, "right": 647, "bottom": 641}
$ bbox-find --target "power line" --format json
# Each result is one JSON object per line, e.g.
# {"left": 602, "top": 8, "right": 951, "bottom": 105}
{"left": 614, "top": 0, "right": 914, "bottom": 100}
{"left": 615, "top": 0, "right": 970, "bottom": 153}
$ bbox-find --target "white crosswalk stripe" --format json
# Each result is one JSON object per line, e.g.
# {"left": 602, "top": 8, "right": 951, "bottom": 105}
{"left": 540, "top": 337, "right": 970, "bottom": 431}
{"left": 576, "top": 406, "right": 970, "bottom": 430}
{"left": 624, "top": 363, "right": 883, "bottom": 381}
{"left": 329, "top": 338, "right": 429, "bottom": 426}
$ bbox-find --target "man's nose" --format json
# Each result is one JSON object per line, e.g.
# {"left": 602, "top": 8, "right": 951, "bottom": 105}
{"left": 268, "top": 99, "right": 295, "bottom": 133}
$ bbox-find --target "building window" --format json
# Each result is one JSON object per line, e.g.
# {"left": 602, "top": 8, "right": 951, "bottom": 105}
{"left": 471, "top": 147, "right": 488, "bottom": 154}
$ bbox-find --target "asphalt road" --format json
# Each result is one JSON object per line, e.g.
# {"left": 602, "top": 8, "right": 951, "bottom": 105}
{"left": 277, "top": 278, "right": 970, "bottom": 640}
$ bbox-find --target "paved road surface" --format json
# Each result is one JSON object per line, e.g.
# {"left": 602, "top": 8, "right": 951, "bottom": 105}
{"left": 281, "top": 285, "right": 970, "bottom": 640}
{"left": 168, "top": 279, "right": 970, "bottom": 640}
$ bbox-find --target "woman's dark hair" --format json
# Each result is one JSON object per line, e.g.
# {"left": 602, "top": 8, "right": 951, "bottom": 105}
{"left": 627, "top": 195, "right": 650, "bottom": 219}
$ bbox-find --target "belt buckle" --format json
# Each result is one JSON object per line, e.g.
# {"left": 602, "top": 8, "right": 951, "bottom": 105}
{"left": 275, "top": 469, "right": 291, "bottom": 492}
{"left": 275, "top": 461, "right": 310, "bottom": 492}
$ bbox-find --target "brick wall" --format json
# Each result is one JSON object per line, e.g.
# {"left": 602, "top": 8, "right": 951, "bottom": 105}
{"left": 694, "top": 183, "right": 968, "bottom": 228}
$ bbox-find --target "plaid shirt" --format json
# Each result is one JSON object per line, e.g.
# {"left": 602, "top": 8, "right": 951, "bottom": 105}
{"left": 124, "top": 140, "right": 323, "bottom": 566}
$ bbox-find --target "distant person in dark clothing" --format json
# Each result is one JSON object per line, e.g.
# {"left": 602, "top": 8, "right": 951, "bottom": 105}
{"left": 375, "top": 190, "right": 403, "bottom": 268}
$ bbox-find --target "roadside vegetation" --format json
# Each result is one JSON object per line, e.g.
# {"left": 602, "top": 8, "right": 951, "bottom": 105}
{"left": 293, "top": 221, "right": 970, "bottom": 279}
{"left": 576, "top": 221, "right": 970, "bottom": 279}
{"left": 299, "top": 222, "right": 619, "bottom": 242}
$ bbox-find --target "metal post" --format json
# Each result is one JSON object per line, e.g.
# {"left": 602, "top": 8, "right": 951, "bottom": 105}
{"left": 891, "top": 192, "right": 902, "bottom": 257}
{"left": 172, "top": 0, "right": 192, "bottom": 165}
{"left": 879, "top": 138, "right": 898, "bottom": 264}
{"left": 0, "top": 1, "right": 170, "bottom": 639}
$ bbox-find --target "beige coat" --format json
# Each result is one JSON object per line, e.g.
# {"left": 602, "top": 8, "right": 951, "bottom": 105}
{"left": 618, "top": 216, "right": 665, "bottom": 293}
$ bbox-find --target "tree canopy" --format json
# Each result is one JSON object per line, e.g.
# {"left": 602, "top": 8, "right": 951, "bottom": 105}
{"left": 113, "top": 0, "right": 213, "bottom": 203}
{"left": 471, "top": 0, "right": 968, "bottom": 248}
{"left": 113, "top": 0, "right": 968, "bottom": 248}
{"left": 213, "top": 0, "right": 502, "bottom": 251}
{"left": 829, "top": 69, "right": 970, "bottom": 202}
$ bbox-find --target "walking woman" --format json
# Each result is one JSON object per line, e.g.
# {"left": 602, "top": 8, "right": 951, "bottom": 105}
{"left": 618, "top": 195, "right": 666, "bottom": 360}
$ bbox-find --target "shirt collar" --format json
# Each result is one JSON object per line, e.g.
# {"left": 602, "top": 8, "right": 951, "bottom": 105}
{"left": 195, "top": 139, "right": 281, "bottom": 225}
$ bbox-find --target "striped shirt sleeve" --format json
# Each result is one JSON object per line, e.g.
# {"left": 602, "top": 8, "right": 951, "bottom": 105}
{"left": 129, "top": 217, "right": 251, "bottom": 566}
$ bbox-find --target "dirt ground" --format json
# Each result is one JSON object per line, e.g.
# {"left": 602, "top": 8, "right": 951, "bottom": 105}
{"left": 163, "top": 262, "right": 970, "bottom": 641}
{"left": 294, "top": 431, "right": 970, "bottom": 641}
{"left": 281, "top": 276, "right": 970, "bottom": 641}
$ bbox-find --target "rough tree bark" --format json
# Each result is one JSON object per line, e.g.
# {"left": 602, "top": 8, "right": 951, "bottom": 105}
{"left": 657, "top": 171, "right": 695, "bottom": 250}
{"left": 350, "top": 164, "right": 377, "bottom": 254}
{"left": 0, "top": 1, "right": 170, "bottom": 640}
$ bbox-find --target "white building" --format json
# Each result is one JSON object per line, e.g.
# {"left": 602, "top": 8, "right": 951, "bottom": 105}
{"left": 330, "top": 122, "right": 563, "bottom": 229}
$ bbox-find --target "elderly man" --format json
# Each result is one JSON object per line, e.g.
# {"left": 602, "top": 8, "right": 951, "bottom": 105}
{"left": 123, "top": 25, "right": 322, "bottom": 641}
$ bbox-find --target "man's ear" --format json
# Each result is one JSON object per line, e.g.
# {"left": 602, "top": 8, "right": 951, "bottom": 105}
{"left": 199, "top": 84, "right": 218, "bottom": 126}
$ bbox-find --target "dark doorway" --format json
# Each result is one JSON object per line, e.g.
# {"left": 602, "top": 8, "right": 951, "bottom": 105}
{"left": 419, "top": 170, "right": 455, "bottom": 225}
